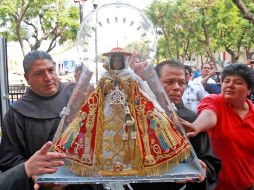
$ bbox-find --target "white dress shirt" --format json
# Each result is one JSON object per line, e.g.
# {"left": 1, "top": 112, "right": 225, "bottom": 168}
{"left": 192, "top": 76, "right": 216, "bottom": 84}
{"left": 182, "top": 80, "right": 208, "bottom": 113}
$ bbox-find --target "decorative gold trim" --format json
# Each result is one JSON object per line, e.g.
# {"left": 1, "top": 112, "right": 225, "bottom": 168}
{"left": 53, "top": 77, "right": 190, "bottom": 177}
{"left": 98, "top": 169, "right": 141, "bottom": 176}
{"left": 143, "top": 144, "right": 190, "bottom": 176}
{"left": 63, "top": 87, "right": 105, "bottom": 176}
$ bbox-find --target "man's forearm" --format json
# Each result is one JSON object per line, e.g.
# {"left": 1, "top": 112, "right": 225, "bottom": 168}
{"left": 201, "top": 75, "right": 210, "bottom": 87}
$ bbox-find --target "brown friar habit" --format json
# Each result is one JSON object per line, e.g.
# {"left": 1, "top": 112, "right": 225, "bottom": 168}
{"left": 0, "top": 82, "right": 76, "bottom": 190}
{"left": 0, "top": 163, "right": 30, "bottom": 190}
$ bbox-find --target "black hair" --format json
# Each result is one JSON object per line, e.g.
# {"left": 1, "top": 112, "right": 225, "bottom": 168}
{"left": 155, "top": 59, "right": 185, "bottom": 77}
{"left": 109, "top": 54, "right": 125, "bottom": 70}
{"left": 23, "top": 50, "right": 53, "bottom": 73}
{"left": 221, "top": 63, "right": 254, "bottom": 89}
{"left": 184, "top": 65, "right": 192, "bottom": 75}
{"left": 75, "top": 64, "right": 84, "bottom": 73}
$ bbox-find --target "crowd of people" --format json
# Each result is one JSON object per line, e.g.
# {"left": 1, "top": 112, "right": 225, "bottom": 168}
{"left": 0, "top": 49, "right": 253, "bottom": 190}
{"left": 182, "top": 63, "right": 254, "bottom": 190}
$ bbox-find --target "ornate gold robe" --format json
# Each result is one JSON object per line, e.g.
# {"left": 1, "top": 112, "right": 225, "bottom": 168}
{"left": 53, "top": 76, "right": 189, "bottom": 176}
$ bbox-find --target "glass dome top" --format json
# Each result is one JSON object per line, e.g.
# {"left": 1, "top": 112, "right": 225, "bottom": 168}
{"left": 77, "top": 2, "right": 157, "bottom": 68}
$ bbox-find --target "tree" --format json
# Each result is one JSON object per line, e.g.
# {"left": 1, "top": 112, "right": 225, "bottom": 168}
{"left": 232, "top": 0, "right": 254, "bottom": 25}
{"left": 145, "top": 0, "right": 254, "bottom": 64}
{"left": 125, "top": 40, "right": 151, "bottom": 62}
{"left": 175, "top": 0, "right": 218, "bottom": 62}
{"left": 144, "top": 0, "right": 219, "bottom": 63}
{"left": 0, "top": 0, "right": 80, "bottom": 56}
{"left": 213, "top": 0, "right": 254, "bottom": 62}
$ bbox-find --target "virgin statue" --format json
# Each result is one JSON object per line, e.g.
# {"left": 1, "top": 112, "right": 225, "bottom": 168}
{"left": 52, "top": 47, "right": 190, "bottom": 177}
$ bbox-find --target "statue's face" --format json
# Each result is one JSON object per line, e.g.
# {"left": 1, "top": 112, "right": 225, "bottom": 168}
{"left": 112, "top": 55, "right": 124, "bottom": 70}
{"left": 109, "top": 54, "right": 125, "bottom": 70}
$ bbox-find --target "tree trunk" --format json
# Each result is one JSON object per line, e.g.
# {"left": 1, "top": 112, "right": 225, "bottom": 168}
{"left": 13, "top": 1, "right": 30, "bottom": 56}
{"left": 225, "top": 47, "right": 239, "bottom": 63}
{"left": 232, "top": 0, "right": 254, "bottom": 25}
{"left": 16, "top": 22, "right": 26, "bottom": 56}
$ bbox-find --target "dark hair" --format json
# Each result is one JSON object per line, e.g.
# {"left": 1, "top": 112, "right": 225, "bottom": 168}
{"left": 155, "top": 59, "right": 185, "bottom": 77}
{"left": 23, "top": 50, "right": 53, "bottom": 73}
{"left": 75, "top": 64, "right": 83, "bottom": 74}
{"left": 201, "top": 63, "right": 211, "bottom": 70}
{"left": 110, "top": 54, "right": 125, "bottom": 70}
{"left": 221, "top": 63, "right": 254, "bottom": 89}
{"left": 185, "top": 65, "right": 192, "bottom": 75}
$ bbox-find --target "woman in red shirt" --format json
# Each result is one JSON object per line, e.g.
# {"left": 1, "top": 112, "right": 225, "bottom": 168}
{"left": 181, "top": 63, "right": 254, "bottom": 190}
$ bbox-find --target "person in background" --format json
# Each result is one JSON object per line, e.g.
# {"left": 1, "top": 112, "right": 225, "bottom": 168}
{"left": 181, "top": 63, "right": 254, "bottom": 190}
{"left": 193, "top": 63, "right": 221, "bottom": 94}
{"left": 249, "top": 88, "right": 254, "bottom": 104}
{"left": 182, "top": 65, "right": 208, "bottom": 113}
{"left": 193, "top": 63, "right": 216, "bottom": 86}
{"left": 208, "top": 61, "right": 220, "bottom": 84}
{"left": 245, "top": 56, "right": 254, "bottom": 103}
{"left": 193, "top": 67, "right": 201, "bottom": 79}
{"left": 74, "top": 64, "right": 84, "bottom": 82}
{"left": 204, "top": 83, "right": 221, "bottom": 95}
{"left": 185, "top": 65, "right": 192, "bottom": 79}
{"left": 208, "top": 61, "right": 217, "bottom": 70}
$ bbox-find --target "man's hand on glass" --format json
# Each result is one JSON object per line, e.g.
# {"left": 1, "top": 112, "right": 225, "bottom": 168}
{"left": 176, "top": 160, "right": 206, "bottom": 184}
{"left": 24, "top": 141, "right": 66, "bottom": 190}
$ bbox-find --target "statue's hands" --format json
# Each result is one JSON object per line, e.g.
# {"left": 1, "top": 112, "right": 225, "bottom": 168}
{"left": 103, "top": 62, "right": 110, "bottom": 71}
{"left": 129, "top": 53, "right": 148, "bottom": 80}
{"left": 129, "top": 53, "right": 137, "bottom": 68}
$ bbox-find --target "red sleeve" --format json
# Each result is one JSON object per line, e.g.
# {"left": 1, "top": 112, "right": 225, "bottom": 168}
{"left": 197, "top": 94, "right": 221, "bottom": 117}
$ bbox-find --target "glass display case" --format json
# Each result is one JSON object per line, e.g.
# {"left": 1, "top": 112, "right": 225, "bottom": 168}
{"left": 37, "top": 1, "right": 205, "bottom": 185}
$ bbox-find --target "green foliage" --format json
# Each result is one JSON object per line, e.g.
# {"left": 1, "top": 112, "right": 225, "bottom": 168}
{"left": 0, "top": 0, "right": 80, "bottom": 54}
{"left": 125, "top": 40, "right": 151, "bottom": 62}
{"left": 145, "top": 0, "right": 254, "bottom": 63}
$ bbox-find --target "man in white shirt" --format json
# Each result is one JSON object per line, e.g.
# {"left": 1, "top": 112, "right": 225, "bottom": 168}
{"left": 193, "top": 63, "right": 216, "bottom": 85}
{"left": 182, "top": 65, "right": 208, "bottom": 113}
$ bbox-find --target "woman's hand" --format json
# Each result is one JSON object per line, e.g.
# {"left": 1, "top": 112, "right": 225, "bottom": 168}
{"left": 179, "top": 118, "right": 200, "bottom": 137}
